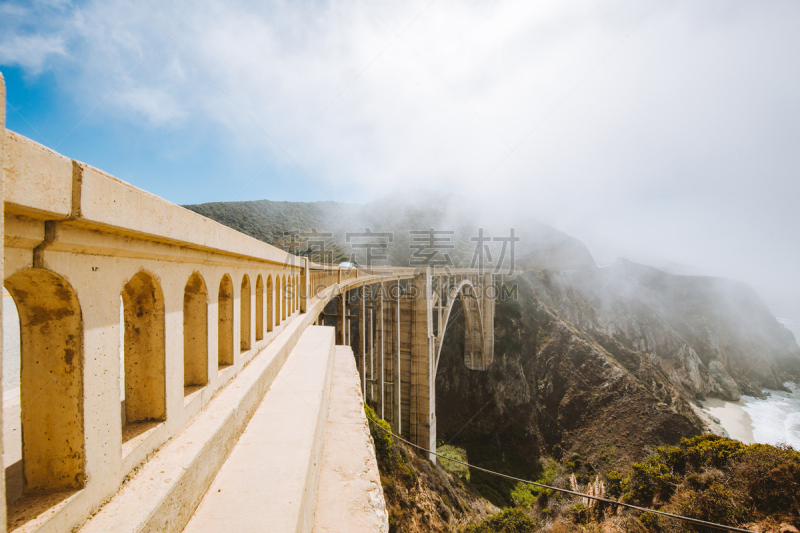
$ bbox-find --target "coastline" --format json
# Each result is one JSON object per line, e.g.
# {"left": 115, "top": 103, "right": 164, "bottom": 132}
{"left": 704, "top": 398, "right": 755, "bottom": 444}
{"left": 702, "top": 382, "right": 800, "bottom": 448}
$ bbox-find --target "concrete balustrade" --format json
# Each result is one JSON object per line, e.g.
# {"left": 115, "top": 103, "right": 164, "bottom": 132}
{"left": 1, "top": 123, "right": 306, "bottom": 532}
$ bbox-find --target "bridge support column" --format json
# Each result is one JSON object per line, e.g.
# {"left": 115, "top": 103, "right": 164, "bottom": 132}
{"left": 376, "top": 281, "right": 396, "bottom": 428}
{"left": 377, "top": 283, "right": 386, "bottom": 420}
{"left": 410, "top": 268, "right": 436, "bottom": 460}
{"left": 482, "top": 274, "right": 495, "bottom": 362}
{"left": 359, "top": 287, "right": 366, "bottom": 394}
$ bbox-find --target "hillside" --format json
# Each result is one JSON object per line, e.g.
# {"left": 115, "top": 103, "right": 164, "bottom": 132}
{"left": 427, "top": 271, "right": 800, "bottom": 531}
{"left": 183, "top": 192, "right": 597, "bottom": 271}
{"left": 434, "top": 270, "right": 800, "bottom": 480}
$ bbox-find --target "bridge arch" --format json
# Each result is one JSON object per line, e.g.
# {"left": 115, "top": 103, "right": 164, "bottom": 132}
{"left": 434, "top": 279, "right": 490, "bottom": 374}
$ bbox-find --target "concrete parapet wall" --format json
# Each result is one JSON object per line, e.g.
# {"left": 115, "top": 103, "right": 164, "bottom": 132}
{"left": 3, "top": 131, "right": 302, "bottom": 267}
{"left": 1, "top": 128, "right": 311, "bottom": 533}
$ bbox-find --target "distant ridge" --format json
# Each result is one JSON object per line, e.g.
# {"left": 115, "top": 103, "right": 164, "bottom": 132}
{"left": 184, "top": 192, "right": 597, "bottom": 271}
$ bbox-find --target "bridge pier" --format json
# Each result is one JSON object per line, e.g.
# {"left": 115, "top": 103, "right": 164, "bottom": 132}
{"left": 340, "top": 269, "right": 497, "bottom": 460}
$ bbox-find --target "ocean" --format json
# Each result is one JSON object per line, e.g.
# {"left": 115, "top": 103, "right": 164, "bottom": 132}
{"left": 777, "top": 317, "right": 800, "bottom": 344}
{"left": 705, "top": 382, "right": 800, "bottom": 449}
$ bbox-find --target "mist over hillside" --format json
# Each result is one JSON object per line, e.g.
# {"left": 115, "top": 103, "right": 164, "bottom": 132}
{"left": 185, "top": 192, "right": 800, "bottom": 399}
{"left": 184, "top": 191, "right": 596, "bottom": 271}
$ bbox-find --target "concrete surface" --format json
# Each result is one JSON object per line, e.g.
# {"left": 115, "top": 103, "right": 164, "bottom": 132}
{"left": 183, "top": 326, "right": 335, "bottom": 533}
{"left": 312, "top": 346, "right": 388, "bottom": 533}
{"left": 77, "top": 299, "right": 328, "bottom": 533}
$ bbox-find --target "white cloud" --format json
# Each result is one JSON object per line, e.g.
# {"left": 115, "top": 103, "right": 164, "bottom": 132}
{"left": 2, "top": 0, "right": 800, "bottom": 314}
{"left": 0, "top": 34, "right": 66, "bottom": 74}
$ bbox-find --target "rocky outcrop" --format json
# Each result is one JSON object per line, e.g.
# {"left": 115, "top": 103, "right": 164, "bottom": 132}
{"left": 435, "top": 273, "right": 706, "bottom": 477}
{"left": 434, "top": 265, "right": 800, "bottom": 497}
{"left": 527, "top": 261, "right": 800, "bottom": 400}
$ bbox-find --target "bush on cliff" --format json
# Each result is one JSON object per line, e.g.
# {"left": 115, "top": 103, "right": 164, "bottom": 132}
{"left": 618, "top": 435, "right": 799, "bottom": 530}
{"left": 465, "top": 508, "right": 538, "bottom": 533}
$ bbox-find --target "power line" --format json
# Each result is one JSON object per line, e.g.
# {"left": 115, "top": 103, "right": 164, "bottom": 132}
{"left": 366, "top": 418, "right": 755, "bottom": 533}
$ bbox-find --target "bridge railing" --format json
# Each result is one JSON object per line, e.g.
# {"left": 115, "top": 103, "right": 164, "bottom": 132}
{"left": 1, "top": 122, "right": 310, "bottom": 531}
{"left": 0, "top": 73, "right": 500, "bottom": 531}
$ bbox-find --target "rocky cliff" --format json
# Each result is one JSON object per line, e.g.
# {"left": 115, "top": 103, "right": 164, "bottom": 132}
{"left": 538, "top": 259, "right": 800, "bottom": 400}
{"left": 434, "top": 266, "right": 800, "bottom": 507}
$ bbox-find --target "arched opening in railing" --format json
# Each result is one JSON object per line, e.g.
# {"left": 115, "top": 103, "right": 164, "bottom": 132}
{"left": 275, "top": 276, "right": 281, "bottom": 327}
{"left": 183, "top": 273, "right": 208, "bottom": 395}
{"left": 291, "top": 274, "right": 295, "bottom": 314}
{"left": 240, "top": 274, "right": 251, "bottom": 352}
{"left": 218, "top": 274, "right": 234, "bottom": 368}
{"left": 289, "top": 276, "right": 297, "bottom": 315}
{"left": 255, "top": 274, "right": 264, "bottom": 341}
{"left": 4, "top": 269, "right": 85, "bottom": 504}
{"left": 295, "top": 274, "right": 299, "bottom": 312}
{"left": 121, "top": 270, "right": 167, "bottom": 441}
{"left": 300, "top": 269, "right": 307, "bottom": 312}
{"left": 282, "top": 274, "right": 287, "bottom": 321}
{"left": 267, "top": 274, "right": 274, "bottom": 332}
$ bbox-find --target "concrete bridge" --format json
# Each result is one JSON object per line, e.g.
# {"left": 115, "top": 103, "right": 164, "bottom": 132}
{"left": 0, "top": 78, "right": 496, "bottom": 532}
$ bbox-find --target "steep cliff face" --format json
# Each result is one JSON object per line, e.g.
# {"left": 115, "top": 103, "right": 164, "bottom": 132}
{"left": 435, "top": 272, "right": 706, "bottom": 484}
{"left": 434, "top": 265, "right": 800, "bottom": 503}
{"left": 365, "top": 407, "right": 496, "bottom": 532}
{"left": 535, "top": 260, "right": 800, "bottom": 399}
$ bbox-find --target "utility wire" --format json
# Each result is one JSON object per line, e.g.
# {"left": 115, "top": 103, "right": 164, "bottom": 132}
{"left": 366, "top": 418, "right": 755, "bottom": 533}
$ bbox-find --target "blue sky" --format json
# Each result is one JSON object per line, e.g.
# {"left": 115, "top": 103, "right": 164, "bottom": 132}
{"left": 2, "top": 63, "right": 318, "bottom": 206}
{"left": 2, "top": 0, "right": 800, "bottom": 317}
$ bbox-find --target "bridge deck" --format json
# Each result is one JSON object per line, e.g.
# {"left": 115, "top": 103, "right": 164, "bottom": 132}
{"left": 183, "top": 326, "right": 335, "bottom": 533}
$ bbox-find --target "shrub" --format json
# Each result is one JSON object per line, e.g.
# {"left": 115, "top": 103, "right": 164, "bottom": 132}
{"left": 365, "top": 405, "right": 416, "bottom": 484}
{"left": 729, "top": 443, "right": 800, "bottom": 515}
{"left": 675, "top": 483, "right": 749, "bottom": 533}
{"left": 437, "top": 445, "right": 470, "bottom": 481}
{"left": 465, "top": 508, "right": 538, "bottom": 533}
{"left": 567, "top": 502, "right": 588, "bottom": 523}
{"left": 680, "top": 435, "right": 747, "bottom": 471}
{"left": 638, "top": 511, "right": 661, "bottom": 533}
{"left": 365, "top": 405, "right": 397, "bottom": 469}
{"left": 604, "top": 470, "right": 624, "bottom": 498}
{"left": 510, "top": 482, "right": 537, "bottom": 509}
{"left": 623, "top": 459, "right": 680, "bottom": 504}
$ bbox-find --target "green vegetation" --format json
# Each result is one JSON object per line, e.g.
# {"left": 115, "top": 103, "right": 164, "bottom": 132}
{"left": 365, "top": 405, "right": 415, "bottom": 484}
{"left": 458, "top": 437, "right": 542, "bottom": 509}
{"left": 509, "top": 458, "right": 562, "bottom": 509}
{"left": 611, "top": 435, "right": 800, "bottom": 532}
{"left": 437, "top": 445, "right": 471, "bottom": 481}
{"left": 370, "top": 418, "right": 798, "bottom": 533}
{"left": 465, "top": 508, "right": 538, "bottom": 533}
